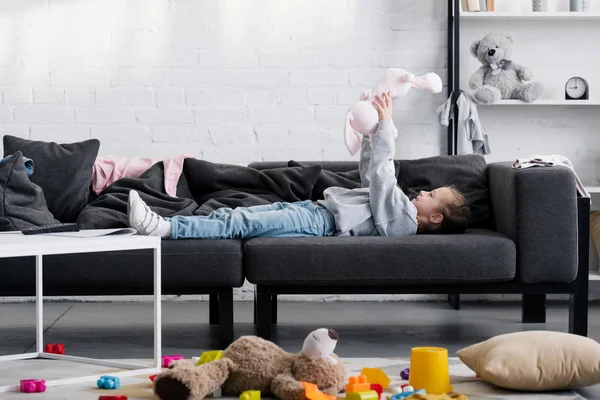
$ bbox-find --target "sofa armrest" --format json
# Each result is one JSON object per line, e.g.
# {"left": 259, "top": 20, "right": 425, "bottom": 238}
{"left": 488, "top": 162, "right": 578, "bottom": 283}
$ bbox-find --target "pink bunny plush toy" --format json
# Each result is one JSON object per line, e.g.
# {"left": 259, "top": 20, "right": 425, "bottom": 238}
{"left": 344, "top": 68, "right": 443, "bottom": 156}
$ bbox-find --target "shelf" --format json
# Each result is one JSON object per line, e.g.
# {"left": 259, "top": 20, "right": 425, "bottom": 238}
{"left": 460, "top": 11, "right": 600, "bottom": 20}
{"left": 478, "top": 99, "right": 600, "bottom": 106}
{"left": 586, "top": 186, "right": 600, "bottom": 194}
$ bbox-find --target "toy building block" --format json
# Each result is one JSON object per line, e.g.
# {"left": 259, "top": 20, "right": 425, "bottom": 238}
{"left": 44, "top": 343, "right": 65, "bottom": 354}
{"left": 239, "top": 390, "right": 261, "bottom": 400}
{"left": 97, "top": 375, "right": 121, "bottom": 390}
{"left": 208, "top": 387, "right": 222, "bottom": 398}
{"left": 400, "top": 368, "right": 409, "bottom": 380}
{"left": 149, "top": 374, "right": 157, "bottom": 382}
{"left": 387, "top": 389, "right": 425, "bottom": 400}
{"left": 347, "top": 390, "right": 379, "bottom": 400}
{"left": 192, "top": 356, "right": 200, "bottom": 364}
{"left": 98, "top": 396, "right": 128, "bottom": 400}
{"left": 20, "top": 379, "right": 46, "bottom": 393}
{"left": 302, "top": 382, "right": 336, "bottom": 400}
{"left": 162, "top": 355, "right": 184, "bottom": 368}
{"left": 369, "top": 384, "right": 382, "bottom": 399}
{"left": 404, "top": 395, "right": 468, "bottom": 400}
{"left": 346, "top": 375, "right": 370, "bottom": 393}
{"left": 196, "top": 350, "right": 223, "bottom": 366}
{"left": 361, "top": 368, "right": 390, "bottom": 389}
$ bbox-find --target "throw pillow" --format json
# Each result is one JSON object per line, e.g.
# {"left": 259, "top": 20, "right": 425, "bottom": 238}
{"left": 396, "top": 154, "right": 494, "bottom": 230}
{"left": 0, "top": 151, "right": 59, "bottom": 231}
{"left": 456, "top": 331, "right": 600, "bottom": 391}
{"left": 3, "top": 135, "right": 100, "bottom": 222}
{"left": 287, "top": 160, "right": 361, "bottom": 200}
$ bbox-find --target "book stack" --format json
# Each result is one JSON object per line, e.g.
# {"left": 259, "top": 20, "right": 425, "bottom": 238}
{"left": 462, "top": 0, "right": 495, "bottom": 11}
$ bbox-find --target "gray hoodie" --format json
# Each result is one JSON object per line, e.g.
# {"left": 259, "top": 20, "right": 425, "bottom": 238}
{"left": 317, "top": 120, "right": 418, "bottom": 236}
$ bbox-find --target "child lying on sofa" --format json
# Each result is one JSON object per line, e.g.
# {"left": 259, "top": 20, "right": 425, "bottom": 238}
{"left": 127, "top": 92, "right": 471, "bottom": 239}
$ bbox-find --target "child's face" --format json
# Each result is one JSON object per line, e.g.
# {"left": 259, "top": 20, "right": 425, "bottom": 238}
{"left": 411, "top": 187, "right": 454, "bottom": 220}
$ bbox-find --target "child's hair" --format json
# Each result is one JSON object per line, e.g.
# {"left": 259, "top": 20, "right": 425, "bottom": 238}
{"left": 420, "top": 186, "right": 471, "bottom": 234}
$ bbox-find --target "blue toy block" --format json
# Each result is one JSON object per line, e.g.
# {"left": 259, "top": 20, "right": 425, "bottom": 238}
{"left": 97, "top": 375, "right": 121, "bottom": 390}
{"left": 389, "top": 389, "right": 425, "bottom": 400}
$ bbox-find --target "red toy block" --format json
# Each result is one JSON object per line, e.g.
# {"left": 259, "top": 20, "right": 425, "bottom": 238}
{"left": 369, "top": 384, "right": 382, "bottom": 399}
{"left": 98, "top": 396, "right": 128, "bottom": 400}
{"left": 346, "top": 375, "right": 370, "bottom": 393}
{"left": 20, "top": 379, "right": 46, "bottom": 393}
{"left": 44, "top": 343, "right": 65, "bottom": 354}
{"left": 149, "top": 374, "right": 157, "bottom": 382}
{"left": 161, "top": 355, "right": 184, "bottom": 368}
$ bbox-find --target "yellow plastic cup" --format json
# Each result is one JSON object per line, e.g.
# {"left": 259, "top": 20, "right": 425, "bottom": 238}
{"left": 408, "top": 347, "right": 452, "bottom": 394}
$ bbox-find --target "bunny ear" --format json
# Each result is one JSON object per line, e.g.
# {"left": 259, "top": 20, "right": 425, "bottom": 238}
{"left": 411, "top": 73, "right": 443, "bottom": 94}
{"left": 344, "top": 111, "right": 362, "bottom": 156}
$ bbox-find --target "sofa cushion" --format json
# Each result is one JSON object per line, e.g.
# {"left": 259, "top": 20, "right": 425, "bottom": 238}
{"left": 0, "top": 239, "right": 244, "bottom": 295}
{"left": 0, "top": 151, "right": 59, "bottom": 231}
{"left": 3, "top": 135, "right": 100, "bottom": 223}
{"left": 244, "top": 229, "right": 515, "bottom": 285}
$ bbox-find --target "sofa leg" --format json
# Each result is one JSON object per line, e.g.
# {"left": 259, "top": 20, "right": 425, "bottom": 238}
{"left": 209, "top": 294, "right": 219, "bottom": 325}
{"left": 253, "top": 294, "right": 277, "bottom": 325}
{"left": 271, "top": 294, "right": 278, "bottom": 324}
{"left": 447, "top": 293, "right": 460, "bottom": 310}
{"left": 256, "top": 292, "right": 272, "bottom": 340}
{"left": 218, "top": 290, "right": 234, "bottom": 348}
{"left": 569, "top": 291, "right": 588, "bottom": 336}
{"left": 522, "top": 294, "right": 546, "bottom": 323}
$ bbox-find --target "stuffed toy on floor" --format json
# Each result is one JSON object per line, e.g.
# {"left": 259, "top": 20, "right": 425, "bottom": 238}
{"left": 153, "top": 328, "right": 345, "bottom": 400}
{"left": 344, "top": 68, "right": 443, "bottom": 156}
{"left": 468, "top": 32, "right": 543, "bottom": 104}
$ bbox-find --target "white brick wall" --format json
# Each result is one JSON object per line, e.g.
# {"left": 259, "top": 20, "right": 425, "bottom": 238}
{"left": 1, "top": 0, "right": 600, "bottom": 303}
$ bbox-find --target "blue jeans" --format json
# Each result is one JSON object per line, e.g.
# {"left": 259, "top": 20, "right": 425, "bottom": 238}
{"left": 170, "top": 200, "right": 336, "bottom": 239}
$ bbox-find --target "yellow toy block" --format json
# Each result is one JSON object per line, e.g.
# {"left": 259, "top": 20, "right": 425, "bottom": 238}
{"left": 196, "top": 350, "right": 223, "bottom": 366}
{"left": 345, "top": 375, "right": 370, "bottom": 393}
{"left": 239, "top": 390, "right": 261, "bottom": 400}
{"left": 360, "top": 368, "right": 390, "bottom": 389}
{"left": 347, "top": 391, "right": 379, "bottom": 400}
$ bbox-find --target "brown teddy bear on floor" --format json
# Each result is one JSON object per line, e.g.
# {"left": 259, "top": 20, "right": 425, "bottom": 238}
{"left": 153, "top": 328, "right": 346, "bottom": 400}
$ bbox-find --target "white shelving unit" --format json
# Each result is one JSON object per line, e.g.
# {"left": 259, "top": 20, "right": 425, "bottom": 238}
{"left": 479, "top": 100, "right": 600, "bottom": 106}
{"left": 461, "top": 11, "right": 600, "bottom": 20}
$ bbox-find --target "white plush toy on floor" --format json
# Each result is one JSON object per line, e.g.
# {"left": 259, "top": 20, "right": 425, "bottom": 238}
{"left": 344, "top": 68, "right": 443, "bottom": 156}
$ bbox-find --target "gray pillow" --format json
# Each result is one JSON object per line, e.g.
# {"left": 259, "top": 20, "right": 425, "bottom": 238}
{"left": 3, "top": 135, "right": 100, "bottom": 222}
{"left": 0, "top": 151, "right": 59, "bottom": 231}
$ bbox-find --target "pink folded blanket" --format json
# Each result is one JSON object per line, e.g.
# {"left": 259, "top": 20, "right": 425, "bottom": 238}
{"left": 92, "top": 154, "right": 195, "bottom": 197}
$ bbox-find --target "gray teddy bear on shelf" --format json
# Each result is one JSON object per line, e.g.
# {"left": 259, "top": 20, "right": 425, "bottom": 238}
{"left": 469, "top": 32, "right": 544, "bottom": 104}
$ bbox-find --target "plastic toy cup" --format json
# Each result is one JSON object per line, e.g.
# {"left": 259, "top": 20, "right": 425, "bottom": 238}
{"left": 408, "top": 347, "right": 452, "bottom": 394}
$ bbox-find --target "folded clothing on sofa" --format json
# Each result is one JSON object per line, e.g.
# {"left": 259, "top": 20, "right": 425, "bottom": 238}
{"left": 93, "top": 154, "right": 195, "bottom": 197}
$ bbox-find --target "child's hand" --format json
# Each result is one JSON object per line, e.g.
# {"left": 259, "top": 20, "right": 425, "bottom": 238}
{"left": 372, "top": 91, "right": 392, "bottom": 121}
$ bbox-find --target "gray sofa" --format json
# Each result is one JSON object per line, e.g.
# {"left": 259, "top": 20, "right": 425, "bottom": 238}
{"left": 0, "top": 157, "right": 589, "bottom": 348}
{"left": 246, "top": 160, "right": 590, "bottom": 340}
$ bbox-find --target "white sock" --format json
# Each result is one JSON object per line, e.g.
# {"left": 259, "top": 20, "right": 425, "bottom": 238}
{"left": 127, "top": 190, "right": 171, "bottom": 238}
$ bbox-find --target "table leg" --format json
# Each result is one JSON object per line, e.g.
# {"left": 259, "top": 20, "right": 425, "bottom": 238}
{"left": 154, "top": 246, "right": 162, "bottom": 369}
{"left": 36, "top": 255, "right": 43, "bottom": 353}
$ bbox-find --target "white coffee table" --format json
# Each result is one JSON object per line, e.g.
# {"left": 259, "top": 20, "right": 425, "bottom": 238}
{"left": 0, "top": 232, "right": 162, "bottom": 393}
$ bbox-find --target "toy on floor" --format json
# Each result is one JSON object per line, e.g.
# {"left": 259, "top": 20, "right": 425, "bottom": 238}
{"left": 405, "top": 394, "right": 467, "bottom": 400}
{"left": 196, "top": 350, "right": 223, "bottom": 366}
{"left": 400, "top": 368, "right": 409, "bottom": 380}
{"left": 44, "top": 343, "right": 65, "bottom": 354}
{"left": 302, "top": 382, "right": 336, "bottom": 400}
{"left": 468, "top": 32, "right": 543, "bottom": 104}
{"left": 369, "top": 383, "right": 382, "bottom": 399}
{"left": 97, "top": 375, "right": 120, "bottom": 390}
{"left": 347, "top": 390, "right": 379, "bottom": 400}
{"left": 162, "top": 354, "right": 184, "bottom": 368}
{"left": 344, "top": 67, "right": 443, "bottom": 156}
{"left": 153, "top": 328, "right": 346, "bottom": 400}
{"left": 98, "top": 396, "right": 128, "bottom": 400}
{"left": 149, "top": 374, "right": 157, "bottom": 382}
{"left": 409, "top": 347, "right": 451, "bottom": 395}
{"left": 360, "top": 368, "right": 390, "bottom": 389}
{"left": 239, "top": 390, "right": 261, "bottom": 400}
{"left": 20, "top": 379, "right": 46, "bottom": 393}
